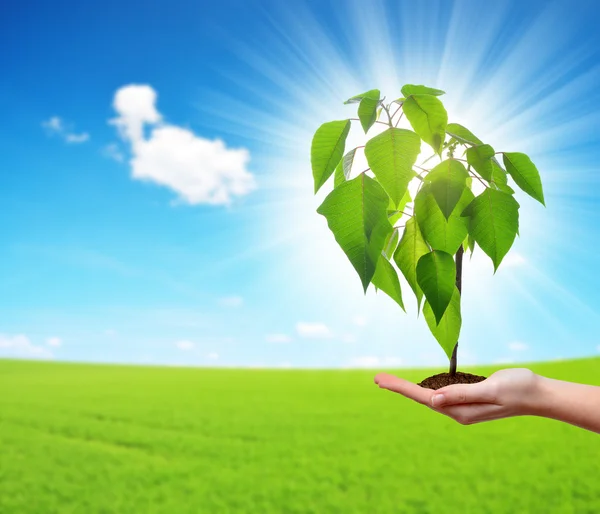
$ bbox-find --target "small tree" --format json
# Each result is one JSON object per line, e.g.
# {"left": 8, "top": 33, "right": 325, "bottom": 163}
{"left": 311, "top": 85, "right": 544, "bottom": 386}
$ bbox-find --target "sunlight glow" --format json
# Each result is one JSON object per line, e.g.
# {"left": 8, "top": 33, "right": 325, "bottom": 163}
{"left": 193, "top": 0, "right": 600, "bottom": 364}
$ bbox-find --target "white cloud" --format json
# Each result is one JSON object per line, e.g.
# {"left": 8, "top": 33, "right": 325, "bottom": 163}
{"left": 508, "top": 341, "right": 529, "bottom": 352}
{"left": 494, "top": 357, "right": 516, "bottom": 364}
{"left": 597, "top": 345, "right": 600, "bottom": 353}
{"left": 104, "top": 329, "right": 118, "bottom": 337}
{"left": 419, "top": 352, "right": 448, "bottom": 367}
{"left": 110, "top": 84, "right": 256, "bottom": 205}
{"left": 42, "top": 116, "right": 63, "bottom": 132}
{"left": 102, "top": 143, "right": 125, "bottom": 162}
{"left": 207, "top": 352, "right": 219, "bottom": 360}
{"left": 353, "top": 315, "right": 368, "bottom": 327}
{"left": 345, "top": 356, "right": 403, "bottom": 368}
{"left": 266, "top": 333, "right": 292, "bottom": 343}
{"left": 296, "top": 322, "right": 332, "bottom": 338}
{"left": 42, "top": 116, "right": 89, "bottom": 144}
{"left": 65, "top": 132, "right": 90, "bottom": 143}
{"left": 175, "top": 340, "right": 195, "bottom": 351}
{"left": 218, "top": 296, "right": 244, "bottom": 308}
{"left": 46, "top": 337, "right": 62, "bottom": 347}
{"left": 340, "top": 333, "right": 357, "bottom": 343}
{"left": 0, "top": 334, "right": 53, "bottom": 360}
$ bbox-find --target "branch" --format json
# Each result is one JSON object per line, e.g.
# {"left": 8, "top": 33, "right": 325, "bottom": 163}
{"left": 380, "top": 102, "right": 394, "bottom": 128}
{"left": 349, "top": 118, "right": 389, "bottom": 127}
{"left": 414, "top": 164, "right": 430, "bottom": 173}
{"left": 469, "top": 172, "right": 488, "bottom": 188}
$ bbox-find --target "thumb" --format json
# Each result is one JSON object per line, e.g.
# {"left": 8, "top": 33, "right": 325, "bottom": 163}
{"left": 430, "top": 381, "right": 495, "bottom": 407}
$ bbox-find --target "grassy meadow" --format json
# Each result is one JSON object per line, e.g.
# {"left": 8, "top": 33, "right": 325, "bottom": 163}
{"left": 1, "top": 357, "right": 599, "bottom": 513}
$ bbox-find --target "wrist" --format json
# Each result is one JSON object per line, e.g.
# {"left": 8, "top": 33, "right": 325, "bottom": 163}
{"left": 524, "top": 373, "right": 552, "bottom": 417}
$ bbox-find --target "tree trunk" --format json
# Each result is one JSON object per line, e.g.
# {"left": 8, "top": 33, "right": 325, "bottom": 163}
{"left": 449, "top": 245, "right": 464, "bottom": 376}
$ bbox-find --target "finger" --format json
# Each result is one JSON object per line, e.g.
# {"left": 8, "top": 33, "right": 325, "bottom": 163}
{"left": 431, "top": 380, "right": 497, "bottom": 407}
{"left": 374, "top": 373, "right": 433, "bottom": 405}
{"left": 436, "top": 403, "right": 506, "bottom": 425}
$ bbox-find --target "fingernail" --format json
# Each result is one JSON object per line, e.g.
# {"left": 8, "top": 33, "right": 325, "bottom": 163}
{"left": 432, "top": 394, "right": 445, "bottom": 407}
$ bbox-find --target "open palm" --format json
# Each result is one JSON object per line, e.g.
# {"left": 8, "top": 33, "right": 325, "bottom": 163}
{"left": 375, "top": 368, "right": 539, "bottom": 425}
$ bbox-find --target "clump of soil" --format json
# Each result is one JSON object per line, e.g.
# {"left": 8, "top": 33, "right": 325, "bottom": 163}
{"left": 418, "top": 371, "right": 487, "bottom": 390}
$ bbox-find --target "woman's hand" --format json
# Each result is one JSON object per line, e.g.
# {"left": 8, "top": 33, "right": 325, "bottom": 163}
{"left": 374, "top": 368, "right": 540, "bottom": 425}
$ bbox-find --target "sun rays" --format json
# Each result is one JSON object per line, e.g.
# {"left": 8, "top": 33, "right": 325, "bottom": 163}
{"left": 193, "top": 0, "right": 600, "bottom": 363}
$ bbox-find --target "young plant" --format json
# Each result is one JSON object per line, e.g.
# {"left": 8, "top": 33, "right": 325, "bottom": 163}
{"left": 310, "top": 86, "right": 544, "bottom": 387}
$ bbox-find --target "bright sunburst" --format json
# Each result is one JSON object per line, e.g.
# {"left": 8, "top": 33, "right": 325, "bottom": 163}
{"left": 196, "top": 0, "right": 600, "bottom": 366}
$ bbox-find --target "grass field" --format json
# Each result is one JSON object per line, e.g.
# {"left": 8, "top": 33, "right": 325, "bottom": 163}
{"left": 1, "top": 358, "right": 599, "bottom": 513}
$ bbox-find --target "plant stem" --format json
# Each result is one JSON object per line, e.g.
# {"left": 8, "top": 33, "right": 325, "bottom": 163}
{"left": 380, "top": 102, "right": 394, "bottom": 128}
{"left": 449, "top": 245, "right": 464, "bottom": 376}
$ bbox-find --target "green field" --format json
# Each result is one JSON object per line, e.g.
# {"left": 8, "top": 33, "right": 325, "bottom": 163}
{"left": 1, "top": 358, "right": 599, "bottom": 513}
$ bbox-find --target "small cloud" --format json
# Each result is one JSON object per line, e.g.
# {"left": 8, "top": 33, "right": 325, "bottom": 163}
{"left": 46, "top": 337, "right": 62, "bottom": 347}
{"left": 42, "top": 116, "right": 63, "bottom": 132}
{"left": 502, "top": 253, "right": 526, "bottom": 268}
{"left": 353, "top": 316, "right": 368, "bottom": 327}
{"left": 42, "top": 116, "right": 89, "bottom": 144}
{"left": 219, "top": 296, "right": 244, "bottom": 308}
{"left": 345, "top": 356, "right": 402, "bottom": 368}
{"left": 110, "top": 84, "right": 256, "bottom": 205}
{"left": 175, "top": 340, "right": 195, "bottom": 351}
{"left": 493, "top": 357, "right": 515, "bottom": 364}
{"left": 102, "top": 143, "right": 125, "bottom": 162}
{"left": 296, "top": 322, "right": 332, "bottom": 339}
{"left": 207, "top": 352, "right": 219, "bottom": 360}
{"left": 65, "top": 132, "right": 90, "bottom": 144}
{"left": 597, "top": 345, "right": 600, "bottom": 353}
{"left": 419, "top": 352, "right": 447, "bottom": 367}
{"left": 104, "top": 329, "right": 118, "bottom": 337}
{"left": 340, "top": 333, "right": 357, "bottom": 343}
{"left": 266, "top": 333, "right": 292, "bottom": 343}
{"left": 278, "top": 362, "right": 292, "bottom": 369}
{"left": 508, "top": 341, "right": 528, "bottom": 352}
{"left": 0, "top": 334, "right": 53, "bottom": 360}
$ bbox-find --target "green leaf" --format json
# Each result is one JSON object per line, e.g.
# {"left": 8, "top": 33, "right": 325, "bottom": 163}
{"left": 345, "top": 89, "right": 379, "bottom": 104}
{"left": 468, "top": 234, "right": 475, "bottom": 256}
{"left": 383, "top": 226, "right": 400, "bottom": 259}
{"left": 365, "top": 128, "right": 421, "bottom": 206}
{"left": 426, "top": 159, "right": 469, "bottom": 220}
{"left": 502, "top": 152, "right": 545, "bottom": 205}
{"left": 334, "top": 148, "right": 358, "bottom": 188}
{"left": 461, "top": 189, "right": 520, "bottom": 271}
{"left": 466, "top": 144, "right": 495, "bottom": 182}
{"left": 490, "top": 159, "right": 514, "bottom": 194}
{"left": 446, "top": 123, "right": 483, "bottom": 145}
{"left": 393, "top": 217, "right": 429, "bottom": 310}
{"left": 357, "top": 90, "right": 381, "bottom": 133}
{"left": 414, "top": 184, "right": 474, "bottom": 254}
{"left": 372, "top": 255, "right": 405, "bottom": 310}
{"left": 401, "top": 84, "right": 445, "bottom": 97}
{"left": 334, "top": 159, "right": 345, "bottom": 187}
{"left": 311, "top": 120, "right": 351, "bottom": 193}
{"left": 402, "top": 95, "right": 448, "bottom": 155}
{"left": 424, "top": 287, "right": 461, "bottom": 359}
{"left": 387, "top": 189, "right": 411, "bottom": 224}
{"left": 317, "top": 174, "right": 390, "bottom": 291}
{"left": 416, "top": 250, "right": 456, "bottom": 324}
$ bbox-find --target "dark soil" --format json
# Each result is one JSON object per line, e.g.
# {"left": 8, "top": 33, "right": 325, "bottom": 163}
{"left": 418, "top": 371, "right": 487, "bottom": 390}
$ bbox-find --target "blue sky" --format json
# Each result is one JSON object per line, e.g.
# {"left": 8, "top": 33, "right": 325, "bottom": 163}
{"left": 1, "top": 0, "right": 600, "bottom": 368}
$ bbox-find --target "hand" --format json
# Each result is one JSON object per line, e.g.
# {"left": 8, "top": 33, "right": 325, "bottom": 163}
{"left": 374, "top": 368, "right": 540, "bottom": 425}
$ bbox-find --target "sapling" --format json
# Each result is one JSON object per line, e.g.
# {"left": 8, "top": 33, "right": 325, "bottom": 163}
{"left": 310, "top": 85, "right": 544, "bottom": 388}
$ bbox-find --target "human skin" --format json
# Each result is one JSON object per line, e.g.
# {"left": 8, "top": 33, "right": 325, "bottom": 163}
{"left": 374, "top": 368, "right": 600, "bottom": 434}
